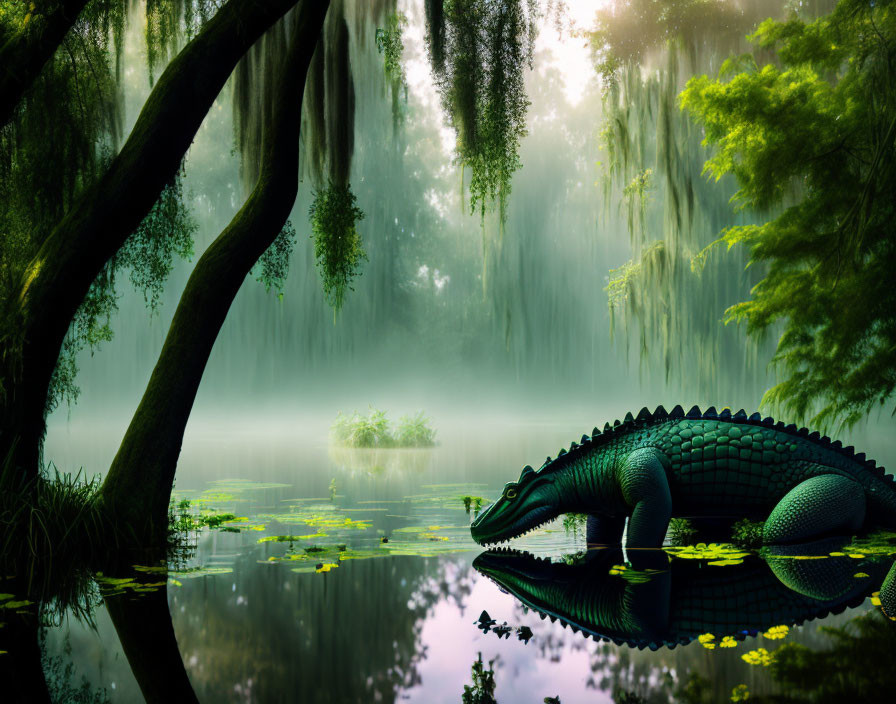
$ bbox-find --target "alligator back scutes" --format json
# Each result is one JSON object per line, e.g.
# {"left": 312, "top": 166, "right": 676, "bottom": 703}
{"left": 529, "top": 405, "right": 890, "bottom": 484}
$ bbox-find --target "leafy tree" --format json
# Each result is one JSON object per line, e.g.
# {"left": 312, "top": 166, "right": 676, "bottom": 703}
{"left": 681, "top": 0, "right": 896, "bottom": 428}
{"left": 589, "top": 0, "right": 780, "bottom": 402}
{"left": 0, "top": 0, "right": 543, "bottom": 546}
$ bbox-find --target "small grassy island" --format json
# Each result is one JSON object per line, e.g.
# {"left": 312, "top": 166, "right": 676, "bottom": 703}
{"left": 330, "top": 408, "right": 437, "bottom": 448}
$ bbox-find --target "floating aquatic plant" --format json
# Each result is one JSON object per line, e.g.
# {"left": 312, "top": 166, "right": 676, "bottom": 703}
{"left": 665, "top": 543, "right": 751, "bottom": 565}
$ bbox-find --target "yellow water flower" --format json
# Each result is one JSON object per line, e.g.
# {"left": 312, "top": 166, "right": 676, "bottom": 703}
{"left": 698, "top": 633, "right": 717, "bottom": 649}
{"left": 719, "top": 636, "right": 737, "bottom": 648}
{"left": 741, "top": 648, "right": 773, "bottom": 666}
{"left": 316, "top": 563, "right": 339, "bottom": 573}
{"left": 763, "top": 625, "right": 789, "bottom": 640}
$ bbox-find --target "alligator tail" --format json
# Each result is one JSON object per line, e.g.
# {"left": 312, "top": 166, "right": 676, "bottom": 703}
{"left": 881, "top": 562, "right": 896, "bottom": 620}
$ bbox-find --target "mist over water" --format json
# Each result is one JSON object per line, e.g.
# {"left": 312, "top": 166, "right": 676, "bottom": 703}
{"left": 43, "top": 0, "right": 894, "bottom": 475}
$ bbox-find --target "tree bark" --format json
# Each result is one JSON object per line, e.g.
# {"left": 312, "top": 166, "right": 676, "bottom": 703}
{"left": 1, "top": 0, "right": 310, "bottom": 480}
{"left": 0, "top": 0, "right": 89, "bottom": 127}
{"left": 100, "top": 1, "right": 328, "bottom": 541}
{"left": 105, "top": 580, "right": 199, "bottom": 704}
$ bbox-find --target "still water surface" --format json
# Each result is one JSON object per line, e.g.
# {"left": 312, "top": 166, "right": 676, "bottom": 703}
{"left": 42, "top": 417, "right": 891, "bottom": 703}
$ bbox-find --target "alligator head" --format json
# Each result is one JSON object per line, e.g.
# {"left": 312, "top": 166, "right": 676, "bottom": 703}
{"left": 470, "top": 465, "right": 561, "bottom": 545}
{"left": 473, "top": 547, "right": 672, "bottom": 648}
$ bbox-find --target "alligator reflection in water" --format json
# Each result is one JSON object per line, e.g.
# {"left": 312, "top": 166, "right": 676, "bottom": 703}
{"left": 474, "top": 537, "right": 894, "bottom": 651}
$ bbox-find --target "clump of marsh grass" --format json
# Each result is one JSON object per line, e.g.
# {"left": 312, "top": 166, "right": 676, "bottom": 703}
{"left": 667, "top": 518, "right": 699, "bottom": 546}
{"left": 731, "top": 518, "right": 765, "bottom": 549}
{"left": 330, "top": 408, "right": 437, "bottom": 448}
{"left": 0, "top": 456, "right": 110, "bottom": 620}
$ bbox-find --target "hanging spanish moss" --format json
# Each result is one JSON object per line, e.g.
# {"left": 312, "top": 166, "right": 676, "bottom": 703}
{"left": 231, "top": 12, "right": 289, "bottom": 190}
{"left": 425, "top": 0, "right": 538, "bottom": 224}
{"left": 375, "top": 10, "right": 409, "bottom": 131}
{"left": 303, "top": 42, "right": 328, "bottom": 184}
{"left": 325, "top": 10, "right": 356, "bottom": 188}
{"left": 309, "top": 182, "right": 366, "bottom": 312}
{"left": 254, "top": 221, "right": 297, "bottom": 298}
{"left": 589, "top": 0, "right": 813, "bottom": 403}
{"left": 144, "top": 0, "right": 217, "bottom": 83}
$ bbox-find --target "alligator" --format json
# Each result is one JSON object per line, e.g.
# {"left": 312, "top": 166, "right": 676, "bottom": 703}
{"left": 469, "top": 405, "right": 896, "bottom": 615}
{"left": 470, "top": 405, "right": 895, "bottom": 548}
{"left": 473, "top": 540, "right": 892, "bottom": 650}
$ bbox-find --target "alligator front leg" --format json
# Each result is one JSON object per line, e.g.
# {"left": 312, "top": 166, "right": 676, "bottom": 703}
{"left": 620, "top": 447, "right": 672, "bottom": 548}
{"left": 762, "top": 473, "right": 865, "bottom": 545}
{"left": 586, "top": 515, "right": 626, "bottom": 546}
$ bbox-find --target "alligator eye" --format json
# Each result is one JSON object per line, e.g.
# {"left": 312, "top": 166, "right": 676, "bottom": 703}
{"left": 504, "top": 488, "right": 518, "bottom": 500}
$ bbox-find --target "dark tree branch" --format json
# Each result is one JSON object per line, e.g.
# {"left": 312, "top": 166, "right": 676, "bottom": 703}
{"left": 3, "top": 0, "right": 312, "bottom": 477}
{"left": 100, "top": 0, "right": 329, "bottom": 540}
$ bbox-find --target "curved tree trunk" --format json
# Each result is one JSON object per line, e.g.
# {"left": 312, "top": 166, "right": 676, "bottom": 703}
{"left": 1, "top": 0, "right": 307, "bottom": 481}
{"left": 105, "top": 581, "right": 199, "bottom": 704}
{"left": 100, "top": 1, "right": 329, "bottom": 541}
{"left": 0, "top": 0, "right": 89, "bottom": 127}
{"left": 0, "top": 607, "right": 51, "bottom": 704}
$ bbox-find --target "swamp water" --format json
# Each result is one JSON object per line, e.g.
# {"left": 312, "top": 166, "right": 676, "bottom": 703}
{"left": 26, "top": 416, "right": 896, "bottom": 703}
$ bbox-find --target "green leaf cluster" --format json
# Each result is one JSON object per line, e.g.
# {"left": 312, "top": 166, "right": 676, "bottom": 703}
{"left": 308, "top": 181, "right": 366, "bottom": 312}
{"left": 461, "top": 652, "right": 497, "bottom": 704}
{"left": 254, "top": 220, "right": 296, "bottom": 297}
{"left": 681, "top": 0, "right": 896, "bottom": 428}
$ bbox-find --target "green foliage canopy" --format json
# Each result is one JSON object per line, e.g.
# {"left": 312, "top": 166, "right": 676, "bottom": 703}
{"left": 0, "top": 0, "right": 196, "bottom": 411}
{"left": 681, "top": 0, "right": 896, "bottom": 428}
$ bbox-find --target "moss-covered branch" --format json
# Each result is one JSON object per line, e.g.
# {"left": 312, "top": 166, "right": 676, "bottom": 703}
{"left": 1, "top": 0, "right": 305, "bottom": 479}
